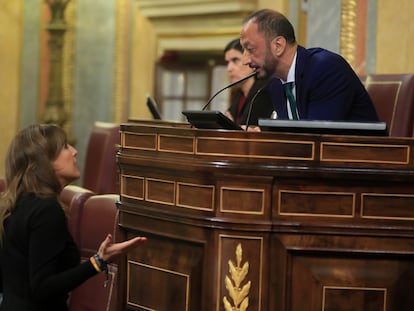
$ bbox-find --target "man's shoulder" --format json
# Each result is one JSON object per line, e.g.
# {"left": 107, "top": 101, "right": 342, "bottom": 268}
{"left": 299, "top": 46, "right": 342, "bottom": 62}
{"left": 298, "top": 45, "right": 350, "bottom": 73}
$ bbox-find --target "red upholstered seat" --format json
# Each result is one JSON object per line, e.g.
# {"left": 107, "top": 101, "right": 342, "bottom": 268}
{"left": 77, "top": 194, "right": 121, "bottom": 256}
{"left": 363, "top": 74, "right": 414, "bottom": 137}
{"left": 59, "top": 185, "right": 95, "bottom": 247}
{"left": 82, "top": 122, "right": 120, "bottom": 194}
{"left": 68, "top": 194, "right": 122, "bottom": 311}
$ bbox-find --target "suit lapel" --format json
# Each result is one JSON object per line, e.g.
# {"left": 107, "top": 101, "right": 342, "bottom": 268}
{"left": 295, "top": 46, "right": 307, "bottom": 118}
{"left": 268, "top": 78, "right": 288, "bottom": 118}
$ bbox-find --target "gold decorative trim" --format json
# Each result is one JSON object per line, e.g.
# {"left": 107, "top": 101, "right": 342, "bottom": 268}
{"left": 322, "top": 286, "right": 386, "bottom": 311}
{"left": 220, "top": 187, "right": 265, "bottom": 215}
{"left": 176, "top": 182, "right": 215, "bottom": 211}
{"left": 128, "top": 303, "right": 156, "bottom": 311}
{"left": 158, "top": 134, "right": 195, "bottom": 154}
{"left": 122, "top": 174, "right": 217, "bottom": 211}
{"left": 196, "top": 137, "right": 315, "bottom": 161}
{"left": 120, "top": 174, "right": 145, "bottom": 200}
{"left": 63, "top": 0, "right": 75, "bottom": 140}
{"left": 278, "top": 190, "right": 356, "bottom": 218}
{"left": 157, "top": 28, "right": 244, "bottom": 38}
{"left": 121, "top": 131, "right": 126, "bottom": 146}
{"left": 127, "top": 260, "right": 190, "bottom": 311}
{"left": 218, "top": 235, "right": 263, "bottom": 311}
{"left": 42, "top": 0, "right": 74, "bottom": 140}
{"left": 223, "top": 243, "right": 251, "bottom": 311}
{"left": 320, "top": 142, "right": 410, "bottom": 164}
{"left": 113, "top": 0, "right": 130, "bottom": 123}
{"left": 340, "top": 0, "right": 357, "bottom": 68}
{"left": 361, "top": 193, "right": 414, "bottom": 220}
{"left": 136, "top": 0, "right": 256, "bottom": 56}
{"left": 136, "top": 0, "right": 255, "bottom": 18}
{"left": 145, "top": 177, "right": 176, "bottom": 205}
{"left": 121, "top": 131, "right": 157, "bottom": 150}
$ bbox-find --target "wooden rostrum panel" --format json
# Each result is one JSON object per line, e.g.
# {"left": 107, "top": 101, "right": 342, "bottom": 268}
{"left": 117, "top": 121, "right": 414, "bottom": 311}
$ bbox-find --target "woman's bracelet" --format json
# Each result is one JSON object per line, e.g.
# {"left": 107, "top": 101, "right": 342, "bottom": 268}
{"left": 90, "top": 254, "right": 109, "bottom": 287}
{"left": 90, "top": 255, "right": 102, "bottom": 272}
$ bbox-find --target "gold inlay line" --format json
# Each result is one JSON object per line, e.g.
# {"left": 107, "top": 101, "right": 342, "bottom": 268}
{"left": 158, "top": 133, "right": 195, "bottom": 154}
{"left": 322, "top": 285, "right": 386, "bottom": 311}
{"left": 176, "top": 181, "right": 215, "bottom": 211}
{"left": 361, "top": 192, "right": 414, "bottom": 220}
{"left": 340, "top": 0, "right": 357, "bottom": 68}
{"left": 196, "top": 136, "right": 315, "bottom": 160}
{"left": 145, "top": 177, "right": 175, "bottom": 205}
{"left": 127, "top": 260, "right": 190, "bottom": 311}
{"left": 278, "top": 190, "right": 356, "bottom": 218}
{"left": 121, "top": 131, "right": 157, "bottom": 150}
{"left": 320, "top": 142, "right": 410, "bottom": 164}
{"left": 120, "top": 174, "right": 144, "bottom": 200}
{"left": 220, "top": 187, "right": 265, "bottom": 215}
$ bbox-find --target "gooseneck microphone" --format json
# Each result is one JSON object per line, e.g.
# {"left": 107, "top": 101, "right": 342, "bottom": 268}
{"left": 201, "top": 71, "right": 257, "bottom": 111}
{"left": 245, "top": 78, "right": 272, "bottom": 129}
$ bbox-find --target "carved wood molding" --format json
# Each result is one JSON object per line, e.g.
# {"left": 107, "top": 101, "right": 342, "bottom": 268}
{"left": 136, "top": 0, "right": 255, "bottom": 18}
{"left": 135, "top": 0, "right": 257, "bottom": 53}
{"left": 340, "top": 0, "right": 357, "bottom": 69}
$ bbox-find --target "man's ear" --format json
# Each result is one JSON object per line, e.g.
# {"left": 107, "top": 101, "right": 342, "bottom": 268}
{"left": 271, "top": 36, "right": 286, "bottom": 57}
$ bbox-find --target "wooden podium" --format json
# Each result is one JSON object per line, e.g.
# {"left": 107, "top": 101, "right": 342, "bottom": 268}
{"left": 117, "top": 121, "right": 414, "bottom": 311}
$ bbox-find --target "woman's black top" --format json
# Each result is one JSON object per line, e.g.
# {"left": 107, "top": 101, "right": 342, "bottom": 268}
{"left": 0, "top": 193, "right": 97, "bottom": 311}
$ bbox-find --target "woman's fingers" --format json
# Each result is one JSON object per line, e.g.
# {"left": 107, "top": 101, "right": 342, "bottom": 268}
{"left": 100, "top": 236, "right": 147, "bottom": 261}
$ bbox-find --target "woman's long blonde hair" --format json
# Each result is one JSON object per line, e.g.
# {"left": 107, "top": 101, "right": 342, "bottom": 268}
{"left": 0, "top": 124, "right": 67, "bottom": 240}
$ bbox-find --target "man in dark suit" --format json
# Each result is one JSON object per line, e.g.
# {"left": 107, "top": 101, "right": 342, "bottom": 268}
{"left": 240, "top": 9, "right": 379, "bottom": 122}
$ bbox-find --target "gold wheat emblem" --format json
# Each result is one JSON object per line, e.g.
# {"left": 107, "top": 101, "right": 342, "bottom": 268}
{"left": 223, "top": 243, "right": 251, "bottom": 311}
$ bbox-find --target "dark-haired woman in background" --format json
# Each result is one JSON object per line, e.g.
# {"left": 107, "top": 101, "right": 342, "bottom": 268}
{"left": 0, "top": 124, "right": 146, "bottom": 310}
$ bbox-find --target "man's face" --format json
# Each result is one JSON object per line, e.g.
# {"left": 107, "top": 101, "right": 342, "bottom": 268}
{"left": 240, "top": 20, "right": 277, "bottom": 79}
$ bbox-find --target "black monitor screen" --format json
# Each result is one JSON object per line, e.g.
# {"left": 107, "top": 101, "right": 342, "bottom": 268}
{"left": 146, "top": 96, "right": 162, "bottom": 120}
{"left": 182, "top": 110, "right": 243, "bottom": 130}
{"left": 258, "top": 119, "right": 388, "bottom": 136}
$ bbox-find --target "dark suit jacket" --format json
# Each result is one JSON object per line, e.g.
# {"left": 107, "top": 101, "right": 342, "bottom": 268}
{"left": 268, "top": 46, "right": 379, "bottom": 121}
{"left": 228, "top": 78, "right": 274, "bottom": 126}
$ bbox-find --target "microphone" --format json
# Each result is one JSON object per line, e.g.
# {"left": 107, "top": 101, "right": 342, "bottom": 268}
{"left": 244, "top": 78, "right": 273, "bottom": 129}
{"left": 201, "top": 71, "right": 257, "bottom": 111}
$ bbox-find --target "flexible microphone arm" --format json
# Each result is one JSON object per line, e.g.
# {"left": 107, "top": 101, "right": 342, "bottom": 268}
{"left": 201, "top": 71, "right": 257, "bottom": 111}
{"left": 245, "top": 79, "right": 272, "bottom": 129}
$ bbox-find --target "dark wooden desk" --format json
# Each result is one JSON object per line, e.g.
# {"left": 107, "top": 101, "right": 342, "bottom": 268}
{"left": 117, "top": 121, "right": 414, "bottom": 311}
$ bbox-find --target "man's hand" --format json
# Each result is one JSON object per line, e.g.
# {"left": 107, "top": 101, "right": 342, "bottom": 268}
{"left": 242, "top": 125, "right": 261, "bottom": 132}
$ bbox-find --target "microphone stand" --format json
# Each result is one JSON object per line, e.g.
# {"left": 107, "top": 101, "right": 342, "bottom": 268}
{"left": 201, "top": 71, "right": 257, "bottom": 111}
{"left": 245, "top": 79, "right": 272, "bottom": 130}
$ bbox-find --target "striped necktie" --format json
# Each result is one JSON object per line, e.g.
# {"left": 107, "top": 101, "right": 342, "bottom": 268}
{"left": 283, "top": 82, "right": 299, "bottom": 120}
